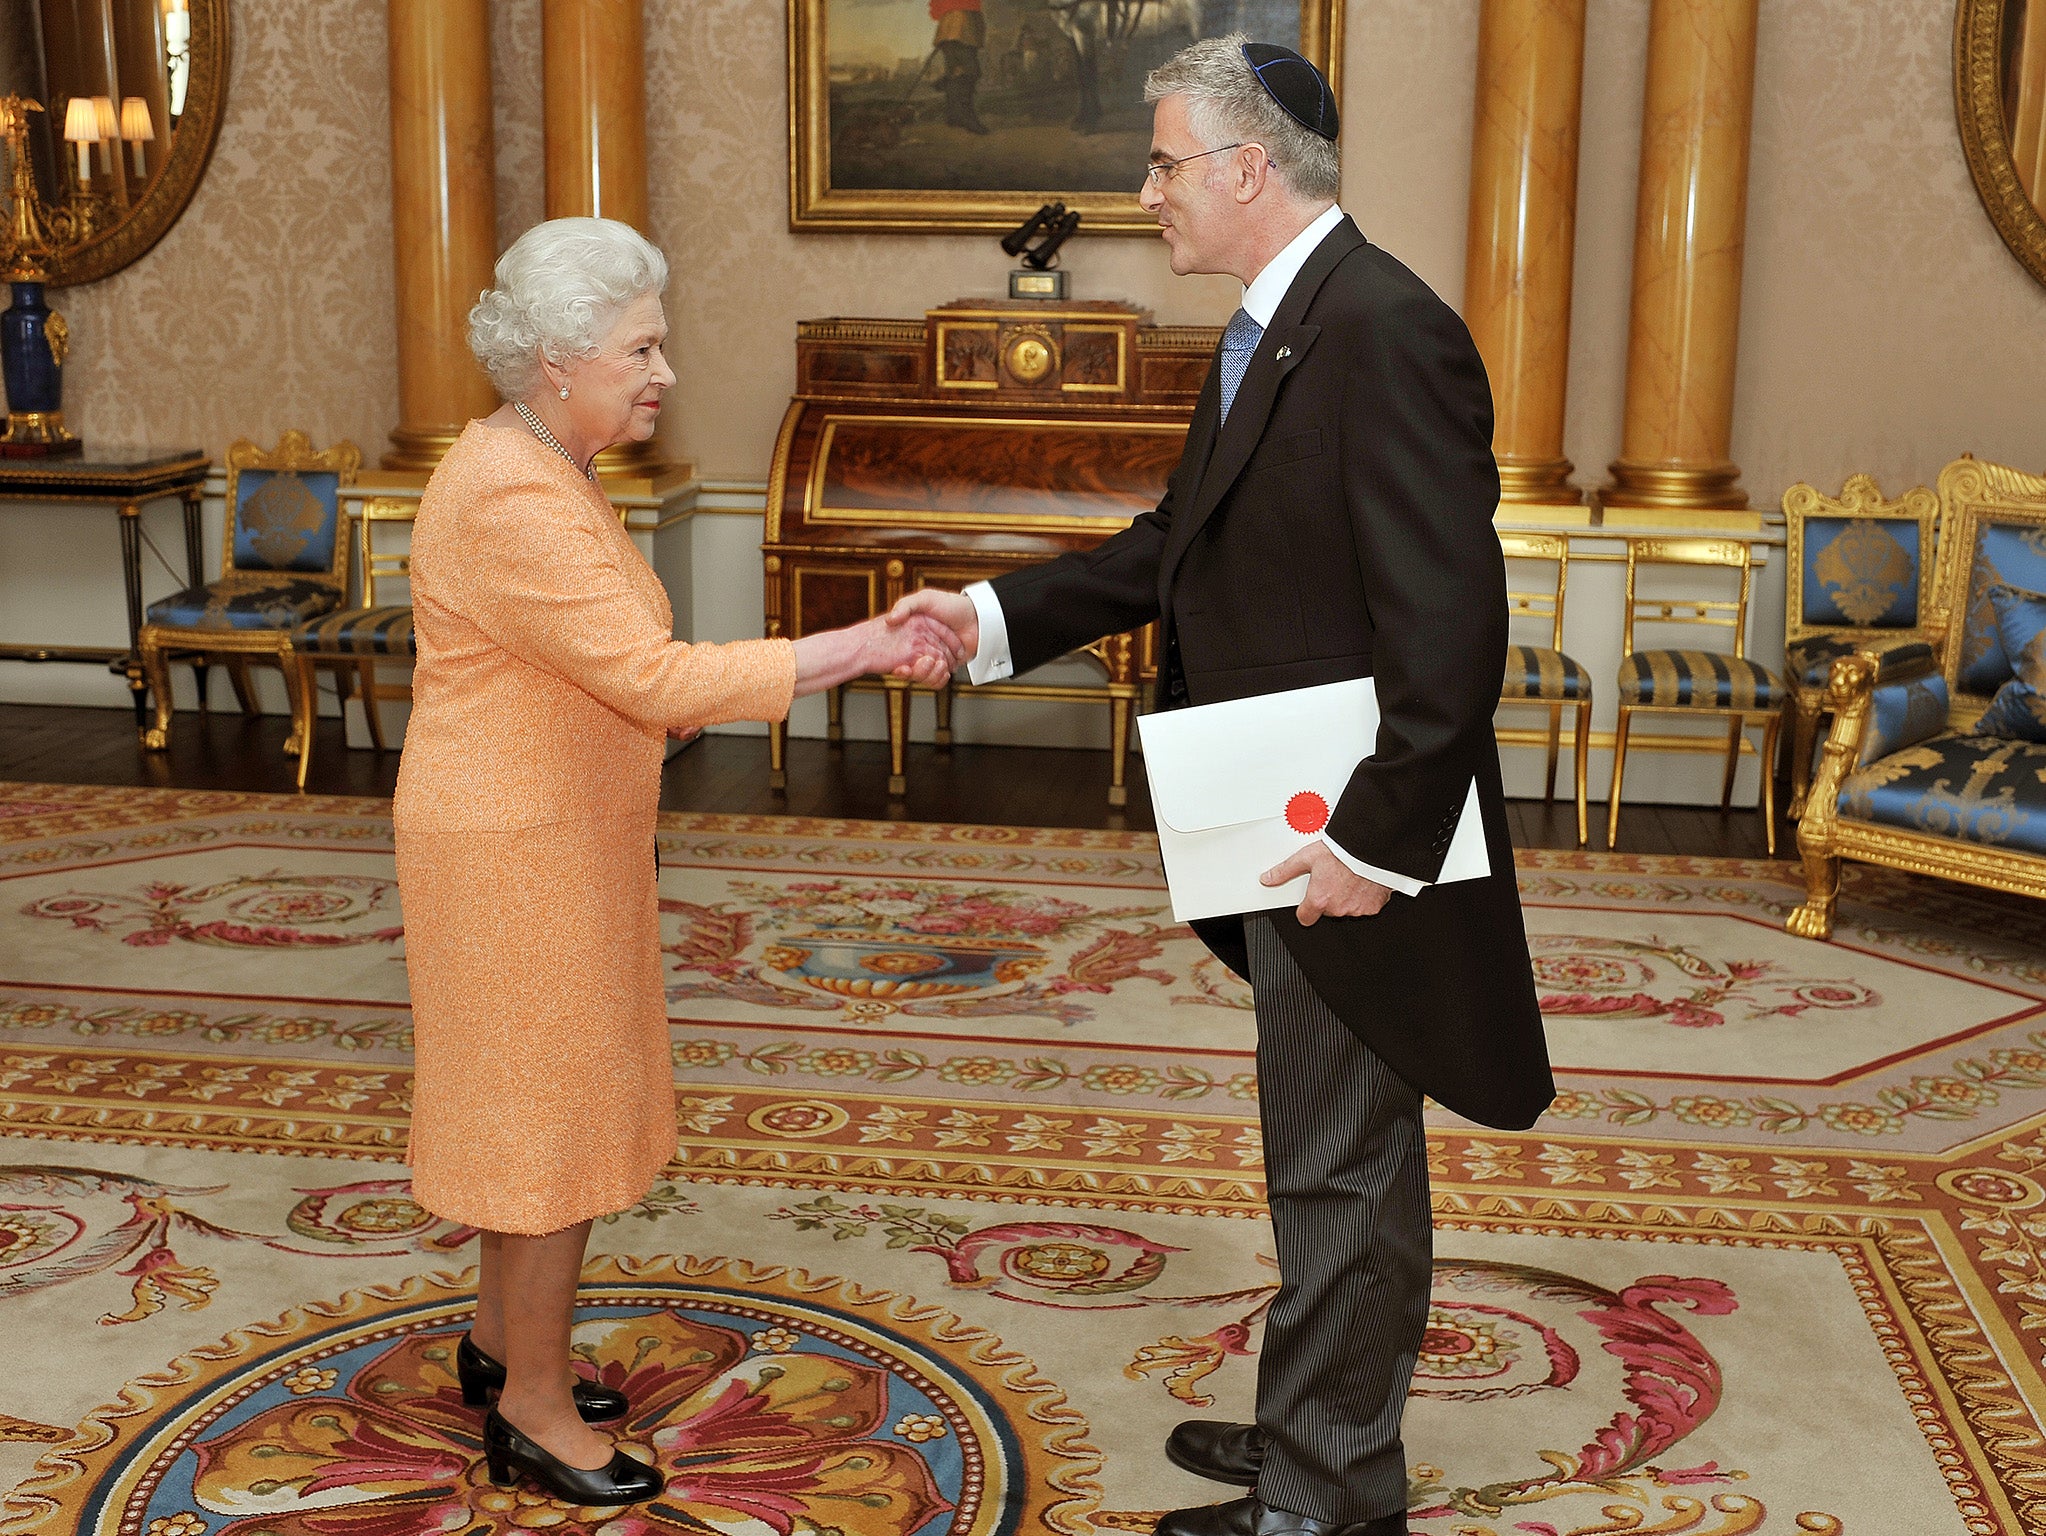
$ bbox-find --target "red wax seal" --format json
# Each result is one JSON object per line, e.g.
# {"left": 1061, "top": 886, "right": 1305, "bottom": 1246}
{"left": 1284, "top": 792, "right": 1330, "bottom": 835}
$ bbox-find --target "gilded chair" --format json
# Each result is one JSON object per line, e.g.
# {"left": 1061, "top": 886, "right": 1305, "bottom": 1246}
{"left": 1779, "top": 474, "right": 1941, "bottom": 817}
{"left": 1789, "top": 456, "right": 2046, "bottom": 938}
{"left": 288, "top": 498, "right": 417, "bottom": 791}
{"left": 1496, "top": 530, "right": 1592, "bottom": 847}
{"left": 1606, "top": 538, "right": 1786, "bottom": 855}
{"left": 137, "top": 432, "right": 363, "bottom": 753}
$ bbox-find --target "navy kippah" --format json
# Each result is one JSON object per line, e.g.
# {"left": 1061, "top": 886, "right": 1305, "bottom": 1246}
{"left": 1241, "top": 41, "right": 1338, "bottom": 141}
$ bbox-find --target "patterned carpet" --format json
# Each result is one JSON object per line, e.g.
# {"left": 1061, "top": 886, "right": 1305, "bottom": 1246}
{"left": 0, "top": 783, "right": 2043, "bottom": 1535}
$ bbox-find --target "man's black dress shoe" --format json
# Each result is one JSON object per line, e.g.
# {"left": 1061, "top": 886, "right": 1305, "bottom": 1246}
{"left": 1165, "top": 1419, "right": 1265, "bottom": 1485}
{"left": 457, "top": 1334, "right": 629, "bottom": 1423}
{"left": 482, "top": 1409, "right": 664, "bottom": 1505}
{"left": 1154, "top": 1495, "right": 1408, "bottom": 1536}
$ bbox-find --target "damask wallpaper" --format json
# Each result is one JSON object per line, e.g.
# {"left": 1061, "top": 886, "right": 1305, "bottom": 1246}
{"left": 45, "top": 0, "right": 2046, "bottom": 498}
{"left": 58, "top": 0, "right": 396, "bottom": 463}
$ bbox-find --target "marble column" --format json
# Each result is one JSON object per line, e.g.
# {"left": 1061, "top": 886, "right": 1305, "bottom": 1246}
{"left": 1463, "top": 0, "right": 1588, "bottom": 508}
{"left": 543, "top": 0, "right": 650, "bottom": 230}
{"left": 384, "top": 0, "right": 499, "bottom": 473}
{"left": 543, "top": 0, "right": 674, "bottom": 480}
{"left": 1602, "top": 0, "right": 1760, "bottom": 516}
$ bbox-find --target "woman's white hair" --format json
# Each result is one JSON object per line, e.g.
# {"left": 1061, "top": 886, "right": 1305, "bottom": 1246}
{"left": 468, "top": 217, "right": 670, "bottom": 401}
{"left": 1144, "top": 34, "right": 1340, "bottom": 202}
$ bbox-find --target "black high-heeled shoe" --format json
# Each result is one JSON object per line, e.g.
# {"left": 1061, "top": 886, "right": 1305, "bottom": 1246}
{"left": 457, "top": 1335, "right": 628, "bottom": 1423}
{"left": 483, "top": 1409, "right": 664, "bottom": 1506}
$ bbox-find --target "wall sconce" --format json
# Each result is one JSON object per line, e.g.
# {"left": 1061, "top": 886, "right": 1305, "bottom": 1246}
{"left": 90, "top": 96, "right": 118, "bottom": 175}
{"left": 162, "top": 0, "right": 190, "bottom": 120}
{"left": 61, "top": 96, "right": 98, "bottom": 186}
{"left": 120, "top": 97, "right": 153, "bottom": 177}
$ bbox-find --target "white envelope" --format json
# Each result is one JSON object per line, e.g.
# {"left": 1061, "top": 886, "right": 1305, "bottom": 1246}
{"left": 1137, "top": 677, "right": 1490, "bottom": 924}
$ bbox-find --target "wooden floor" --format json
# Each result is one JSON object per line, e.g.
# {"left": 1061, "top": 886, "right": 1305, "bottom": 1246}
{"left": 0, "top": 701, "right": 1794, "bottom": 858}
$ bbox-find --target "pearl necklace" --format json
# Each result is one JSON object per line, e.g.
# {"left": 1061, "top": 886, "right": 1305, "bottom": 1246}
{"left": 514, "top": 400, "right": 596, "bottom": 481}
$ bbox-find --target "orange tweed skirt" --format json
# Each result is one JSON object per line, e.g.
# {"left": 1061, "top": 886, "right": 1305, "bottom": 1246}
{"left": 396, "top": 813, "right": 674, "bottom": 1234}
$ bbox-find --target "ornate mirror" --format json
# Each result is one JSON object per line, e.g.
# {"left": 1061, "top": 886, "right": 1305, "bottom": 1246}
{"left": 0, "top": 0, "right": 228, "bottom": 287}
{"left": 1958, "top": 0, "right": 2046, "bottom": 288}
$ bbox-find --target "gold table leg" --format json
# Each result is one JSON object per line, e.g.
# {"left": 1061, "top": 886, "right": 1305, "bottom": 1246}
{"left": 884, "top": 677, "right": 909, "bottom": 797}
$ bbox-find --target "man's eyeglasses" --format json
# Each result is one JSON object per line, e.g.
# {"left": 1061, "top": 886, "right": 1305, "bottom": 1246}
{"left": 1142, "top": 142, "right": 1255, "bottom": 186}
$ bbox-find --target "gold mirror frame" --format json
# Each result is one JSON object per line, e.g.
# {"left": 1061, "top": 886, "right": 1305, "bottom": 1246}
{"left": 1956, "top": 0, "right": 2046, "bottom": 289}
{"left": 45, "top": 0, "right": 229, "bottom": 288}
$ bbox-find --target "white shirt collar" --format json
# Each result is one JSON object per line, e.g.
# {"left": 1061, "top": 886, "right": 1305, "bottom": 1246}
{"left": 1240, "top": 203, "right": 1346, "bottom": 328}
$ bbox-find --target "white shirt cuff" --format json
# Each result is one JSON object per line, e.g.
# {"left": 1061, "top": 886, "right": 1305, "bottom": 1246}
{"left": 1322, "top": 835, "right": 1427, "bottom": 898}
{"left": 963, "top": 582, "right": 1014, "bottom": 684}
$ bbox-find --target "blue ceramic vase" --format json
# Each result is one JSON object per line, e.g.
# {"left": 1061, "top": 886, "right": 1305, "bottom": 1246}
{"left": 1, "top": 280, "right": 63, "bottom": 418}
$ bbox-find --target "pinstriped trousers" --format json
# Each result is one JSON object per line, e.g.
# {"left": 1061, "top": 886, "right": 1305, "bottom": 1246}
{"left": 1244, "top": 915, "right": 1431, "bottom": 1525}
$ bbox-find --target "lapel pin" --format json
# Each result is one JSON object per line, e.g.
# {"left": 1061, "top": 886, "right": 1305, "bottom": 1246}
{"left": 1275, "top": 345, "right": 1292, "bottom": 360}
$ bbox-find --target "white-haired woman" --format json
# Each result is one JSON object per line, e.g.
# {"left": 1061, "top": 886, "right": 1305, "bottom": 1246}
{"left": 393, "top": 217, "right": 960, "bottom": 1507}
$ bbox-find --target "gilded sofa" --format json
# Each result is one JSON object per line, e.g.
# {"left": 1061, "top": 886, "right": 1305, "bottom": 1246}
{"left": 1788, "top": 458, "right": 2046, "bottom": 938}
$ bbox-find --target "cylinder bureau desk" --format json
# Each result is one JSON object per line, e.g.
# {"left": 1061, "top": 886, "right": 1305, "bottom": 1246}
{"left": 765, "top": 298, "right": 1219, "bottom": 803}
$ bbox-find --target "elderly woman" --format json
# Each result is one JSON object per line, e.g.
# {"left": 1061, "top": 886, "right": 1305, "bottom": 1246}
{"left": 393, "top": 217, "right": 959, "bottom": 1508}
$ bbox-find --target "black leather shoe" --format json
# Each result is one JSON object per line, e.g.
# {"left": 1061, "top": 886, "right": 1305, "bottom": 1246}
{"left": 1155, "top": 1495, "right": 1408, "bottom": 1536}
{"left": 482, "top": 1409, "right": 663, "bottom": 1506}
{"left": 458, "top": 1335, "right": 628, "bottom": 1423}
{"left": 1166, "top": 1419, "right": 1266, "bottom": 1486}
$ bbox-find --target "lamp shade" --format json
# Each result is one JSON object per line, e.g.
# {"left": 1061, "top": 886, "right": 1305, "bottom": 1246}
{"left": 62, "top": 97, "right": 99, "bottom": 143}
{"left": 91, "top": 95, "right": 118, "bottom": 142}
{"left": 120, "top": 97, "right": 153, "bottom": 142}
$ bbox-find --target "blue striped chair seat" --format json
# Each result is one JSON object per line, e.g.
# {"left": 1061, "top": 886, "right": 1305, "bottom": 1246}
{"left": 1619, "top": 649, "right": 1783, "bottom": 710}
{"left": 145, "top": 576, "right": 340, "bottom": 632}
{"left": 1785, "top": 634, "right": 1936, "bottom": 689}
{"left": 1502, "top": 644, "right": 1591, "bottom": 701}
{"left": 290, "top": 605, "right": 416, "bottom": 657}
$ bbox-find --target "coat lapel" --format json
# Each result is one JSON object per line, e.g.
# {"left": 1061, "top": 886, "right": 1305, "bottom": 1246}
{"left": 1161, "top": 217, "right": 1366, "bottom": 594}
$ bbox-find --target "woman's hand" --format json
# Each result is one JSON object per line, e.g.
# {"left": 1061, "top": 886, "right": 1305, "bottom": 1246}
{"left": 868, "top": 613, "right": 963, "bottom": 687}
{"left": 791, "top": 613, "right": 965, "bottom": 697}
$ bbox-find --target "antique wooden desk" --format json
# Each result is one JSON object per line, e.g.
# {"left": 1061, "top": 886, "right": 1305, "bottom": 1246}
{"left": 0, "top": 448, "right": 210, "bottom": 724}
{"left": 765, "top": 298, "right": 1218, "bottom": 802}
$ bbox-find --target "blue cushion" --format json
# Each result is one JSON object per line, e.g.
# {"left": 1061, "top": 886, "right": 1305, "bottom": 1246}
{"left": 291, "top": 604, "right": 416, "bottom": 657}
{"left": 1969, "top": 585, "right": 2046, "bottom": 743}
{"left": 1958, "top": 523, "right": 2046, "bottom": 695}
{"left": 1619, "top": 650, "right": 1783, "bottom": 710}
{"left": 231, "top": 468, "right": 343, "bottom": 574}
{"left": 1840, "top": 733, "right": 2046, "bottom": 853}
{"left": 1785, "top": 634, "right": 1936, "bottom": 690}
{"left": 145, "top": 576, "right": 341, "bottom": 632}
{"left": 1859, "top": 671, "right": 1950, "bottom": 765}
{"left": 1501, "top": 644, "right": 1590, "bottom": 701}
{"left": 1801, "top": 515, "right": 1920, "bottom": 628}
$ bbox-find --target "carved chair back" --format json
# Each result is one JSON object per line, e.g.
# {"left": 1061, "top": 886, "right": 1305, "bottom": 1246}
{"left": 355, "top": 497, "right": 416, "bottom": 608}
{"left": 222, "top": 431, "right": 363, "bottom": 591}
{"left": 1618, "top": 537, "right": 1758, "bottom": 661}
{"left": 1497, "top": 529, "right": 1571, "bottom": 652}
{"left": 1932, "top": 456, "right": 2046, "bottom": 723}
{"left": 1782, "top": 475, "right": 1940, "bottom": 647}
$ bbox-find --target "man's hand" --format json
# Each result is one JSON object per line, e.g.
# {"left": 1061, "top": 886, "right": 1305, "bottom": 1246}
{"left": 887, "top": 588, "right": 979, "bottom": 661}
{"left": 1261, "top": 842, "right": 1393, "bottom": 925}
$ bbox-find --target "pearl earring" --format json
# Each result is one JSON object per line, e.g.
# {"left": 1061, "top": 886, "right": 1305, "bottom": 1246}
{"left": 559, "top": 385, "right": 569, "bottom": 399}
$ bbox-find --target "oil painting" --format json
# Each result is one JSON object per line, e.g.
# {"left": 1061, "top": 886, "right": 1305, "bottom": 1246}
{"left": 789, "top": 0, "right": 1344, "bottom": 233}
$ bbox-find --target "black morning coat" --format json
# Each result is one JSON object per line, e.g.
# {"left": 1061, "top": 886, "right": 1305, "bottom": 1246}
{"left": 989, "top": 215, "right": 1555, "bottom": 1131}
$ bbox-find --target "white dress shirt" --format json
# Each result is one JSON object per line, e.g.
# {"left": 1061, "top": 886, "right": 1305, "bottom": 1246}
{"left": 961, "top": 204, "right": 1428, "bottom": 897}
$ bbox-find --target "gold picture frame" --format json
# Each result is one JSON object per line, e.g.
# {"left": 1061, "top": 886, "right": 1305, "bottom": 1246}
{"left": 788, "top": 0, "right": 1346, "bottom": 235}
{"left": 1955, "top": 0, "right": 2046, "bottom": 290}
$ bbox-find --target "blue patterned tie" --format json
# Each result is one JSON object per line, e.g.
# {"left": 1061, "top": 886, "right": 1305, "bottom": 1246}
{"left": 1218, "top": 307, "right": 1264, "bottom": 424}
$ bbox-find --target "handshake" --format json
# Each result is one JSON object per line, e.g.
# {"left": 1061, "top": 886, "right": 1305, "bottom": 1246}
{"left": 789, "top": 588, "right": 982, "bottom": 697}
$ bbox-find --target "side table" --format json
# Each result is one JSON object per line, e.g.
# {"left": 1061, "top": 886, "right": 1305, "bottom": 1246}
{"left": 0, "top": 448, "right": 211, "bottom": 726}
